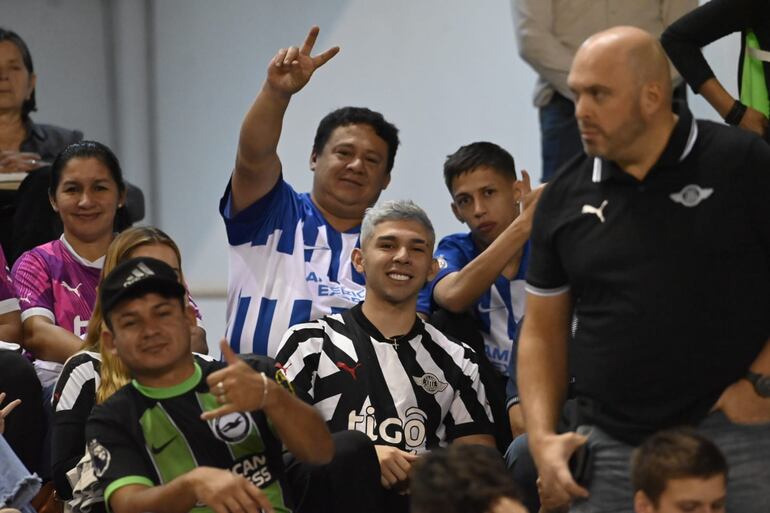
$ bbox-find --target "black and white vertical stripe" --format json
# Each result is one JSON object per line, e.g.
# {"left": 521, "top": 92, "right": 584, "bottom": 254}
{"left": 275, "top": 305, "right": 493, "bottom": 453}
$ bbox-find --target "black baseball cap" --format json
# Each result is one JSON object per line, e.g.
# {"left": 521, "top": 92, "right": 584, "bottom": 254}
{"left": 100, "top": 257, "right": 186, "bottom": 320}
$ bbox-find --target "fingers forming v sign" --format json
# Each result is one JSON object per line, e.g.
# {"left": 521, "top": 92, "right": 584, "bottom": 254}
{"left": 267, "top": 26, "right": 340, "bottom": 96}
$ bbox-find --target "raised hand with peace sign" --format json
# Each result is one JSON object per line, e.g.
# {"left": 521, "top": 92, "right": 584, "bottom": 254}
{"left": 265, "top": 26, "right": 340, "bottom": 99}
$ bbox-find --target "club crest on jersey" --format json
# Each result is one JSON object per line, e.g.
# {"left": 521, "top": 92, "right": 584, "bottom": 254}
{"left": 412, "top": 373, "right": 449, "bottom": 395}
{"left": 123, "top": 262, "right": 155, "bottom": 287}
{"left": 669, "top": 185, "right": 713, "bottom": 207}
{"left": 210, "top": 412, "right": 253, "bottom": 444}
{"left": 87, "top": 439, "right": 111, "bottom": 478}
{"left": 436, "top": 255, "right": 448, "bottom": 270}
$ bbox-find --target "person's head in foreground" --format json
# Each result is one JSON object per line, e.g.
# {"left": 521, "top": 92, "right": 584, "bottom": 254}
{"left": 632, "top": 429, "right": 727, "bottom": 513}
{"left": 567, "top": 26, "right": 674, "bottom": 166}
{"left": 99, "top": 257, "right": 193, "bottom": 383}
{"left": 443, "top": 141, "right": 522, "bottom": 248}
{"left": 353, "top": 199, "right": 438, "bottom": 306}
{"left": 411, "top": 444, "right": 527, "bottom": 513}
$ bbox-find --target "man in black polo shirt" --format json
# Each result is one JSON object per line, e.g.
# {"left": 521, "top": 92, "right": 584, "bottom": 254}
{"left": 518, "top": 26, "right": 770, "bottom": 513}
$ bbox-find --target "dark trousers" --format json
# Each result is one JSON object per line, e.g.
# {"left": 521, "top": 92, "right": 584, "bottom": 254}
{"left": 0, "top": 350, "right": 45, "bottom": 475}
{"left": 284, "top": 430, "right": 409, "bottom": 513}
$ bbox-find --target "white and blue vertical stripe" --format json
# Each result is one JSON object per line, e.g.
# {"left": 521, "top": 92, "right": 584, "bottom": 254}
{"left": 220, "top": 177, "right": 366, "bottom": 357}
{"left": 417, "top": 233, "right": 529, "bottom": 375}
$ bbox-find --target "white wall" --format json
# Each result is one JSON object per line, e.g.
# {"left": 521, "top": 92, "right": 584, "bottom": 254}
{"left": 3, "top": 0, "right": 741, "bottom": 355}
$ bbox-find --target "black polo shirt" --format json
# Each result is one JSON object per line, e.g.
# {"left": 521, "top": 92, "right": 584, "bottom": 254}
{"left": 526, "top": 109, "right": 770, "bottom": 444}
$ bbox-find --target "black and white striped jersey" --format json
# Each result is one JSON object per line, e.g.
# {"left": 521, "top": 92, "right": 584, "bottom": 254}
{"left": 275, "top": 303, "right": 493, "bottom": 453}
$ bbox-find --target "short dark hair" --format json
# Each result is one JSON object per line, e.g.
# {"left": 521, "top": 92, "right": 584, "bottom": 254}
{"left": 411, "top": 445, "right": 523, "bottom": 513}
{"left": 0, "top": 27, "right": 36, "bottom": 118}
{"left": 312, "top": 107, "right": 400, "bottom": 172}
{"left": 631, "top": 428, "right": 728, "bottom": 506}
{"left": 443, "top": 142, "right": 517, "bottom": 193}
{"left": 49, "top": 141, "right": 129, "bottom": 229}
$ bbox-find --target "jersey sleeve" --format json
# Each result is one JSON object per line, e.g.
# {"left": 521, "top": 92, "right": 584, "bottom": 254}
{"left": 85, "top": 402, "right": 155, "bottom": 510}
{"left": 524, "top": 186, "right": 571, "bottom": 296}
{"left": 0, "top": 247, "right": 19, "bottom": 315}
{"left": 52, "top": 353, "right": 99, "bottom": 499}
{"left": 418, "top": 236, "right": 470, "bottom": 314}
{"left": 219, "top": 175, "right": 304, "bottom": 246}
{"left": 274, "top": 322, "right": 329, "bottom": 404}
{"left": 445, "top": 345, "right": 495, "bottom": 442}
{"left": 11, "top": 249, "right": 55, "bottom": 322}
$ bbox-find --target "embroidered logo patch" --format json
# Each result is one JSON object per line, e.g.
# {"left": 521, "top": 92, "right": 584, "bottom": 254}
{"left": 412, "top": 373, "right": 449, "bottom": 395}
{"left": 436, "top": 255, "right": 448, "bottom": 270}
{"left": 581, "top": 200, "right": 608, "bottom": 223}
{"left": 669, "top": 185, "right": 713, "bottom": 207}
{"left": 210, "top": 412, "right": 253, "bottom": 443}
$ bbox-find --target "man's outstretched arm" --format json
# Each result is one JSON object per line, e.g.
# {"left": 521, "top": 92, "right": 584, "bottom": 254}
{"left": 231, "top": 26, "right": 339, "bottom": 215}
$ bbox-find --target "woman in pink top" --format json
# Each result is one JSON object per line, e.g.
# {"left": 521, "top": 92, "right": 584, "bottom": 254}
{"left": 12, "top": 141, "right": 126, "bottom": 386}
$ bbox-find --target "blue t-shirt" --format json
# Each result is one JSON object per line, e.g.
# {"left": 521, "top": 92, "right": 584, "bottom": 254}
{"left": 220, "top": 177, "right": 365, "bottom": 357}
{"left": 417, "top": 233, "right": 530, "bottom": 375}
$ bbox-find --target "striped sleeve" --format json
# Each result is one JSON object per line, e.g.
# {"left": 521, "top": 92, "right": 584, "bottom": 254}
{"left": 424, "top": 325, "right": 493, "bottom": 441}
{"left": 274, "top": 321, "right": 330, "bottom": 403}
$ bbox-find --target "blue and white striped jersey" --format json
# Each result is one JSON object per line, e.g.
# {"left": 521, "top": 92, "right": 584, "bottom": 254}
{"left": 417, "top": 233, "right": 530, "bottom": 375}
{"left": 220, "top": 177, "right": 366, "bottom": 357}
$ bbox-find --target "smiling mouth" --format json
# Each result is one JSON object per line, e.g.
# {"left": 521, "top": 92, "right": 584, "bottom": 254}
{"left": 387, "top": 272, "right": 412, "bottom": 281}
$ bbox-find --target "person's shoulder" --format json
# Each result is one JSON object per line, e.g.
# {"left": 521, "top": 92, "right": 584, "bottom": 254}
{"left": 437, "top": 232, "right": 474, "bottom": 248}
{"left": 12, "top": 240, "right": 57, "bottom": 272}
{"left": 89, "top": 384, "right": 135, "bottom": 421}
{"left": 29, "top": 122, "right": 83, "bottom": 147}
{"left": 61, "top": 350, "right": 102, "bottom": 372}
{"left": 421, "top": 320, "right": 474, "bottom": 357}
{"left": 692, "top": 121, "right": 770, "bottom": 171}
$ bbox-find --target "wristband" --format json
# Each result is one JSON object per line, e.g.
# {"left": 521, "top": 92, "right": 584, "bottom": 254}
{"left": 259, "top": 372, "right": 269, "bottom": 409}
{"left": 724, "top": 100, "right": 747, "bottom": 126}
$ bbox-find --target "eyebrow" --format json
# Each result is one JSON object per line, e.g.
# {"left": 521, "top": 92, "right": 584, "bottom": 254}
{"left": 375, "top": 235, "right": 428, "bottom": 245}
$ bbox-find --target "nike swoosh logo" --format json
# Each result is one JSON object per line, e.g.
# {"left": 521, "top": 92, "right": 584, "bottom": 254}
{"left": 150, "top": 436, "right": 176, "bottom": 455}
{"left": 303, "top": 245, "right": 330, "bottom": 251}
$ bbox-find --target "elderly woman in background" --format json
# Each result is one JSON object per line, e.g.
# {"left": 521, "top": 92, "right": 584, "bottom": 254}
{"left": 0, "top": 28, "right": 83, "bottom": 259}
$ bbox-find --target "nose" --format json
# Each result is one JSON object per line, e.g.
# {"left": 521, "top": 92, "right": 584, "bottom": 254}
{"left": 574, "top": 94, "right": 589, "bottom": 122}
{"left": 347, "top": 156, "right": 364, "bottom": 173}
{"left": 472, "top": 196, "right": 486, "bottom": 218}
{"left": 393, "top": 245, "right": 410, "bottom": 263}
{"left": 78, "top": 190, "right": 94, "bottom": 208}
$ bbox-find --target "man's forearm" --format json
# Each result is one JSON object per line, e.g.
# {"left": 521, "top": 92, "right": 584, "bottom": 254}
{"left": 109, "top": 477, "right": 198, "bottom": 513}
{"left": 235, "top": 83, "right": 290, "bottom": 176}
{"left": 517, "top": 293, "right": 572, "bottom": 444}
{"left": 434, "top": 221, "right": 529, "bottom": 313}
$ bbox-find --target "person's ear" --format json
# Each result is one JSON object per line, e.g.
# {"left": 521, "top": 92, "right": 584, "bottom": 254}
{"left": 352, "top": 247, "right": 365, "bottom": 274}
{"left": 185, "top": 304, "right": 197, "bottom": 327}
{"left": 450, "top": 202, "right": 465, "bottom": 224}
{"left": 426, "top": 257, "right": 439, "bottom": 283}
{"left": 309, "top": 151, "right": 317, "bottom": 172}
{"left": 49, "top": 193, "right": 58, "bottom": 213}
{"left": 641, "top": 81, "right": 664, "bottom": 118}
{"left": 634, "top": 490, "right": 655, "bottom": 513}
{"left": 101, "top": 327, "right": 118, "bottom": 356}
{"left": 512, "top": 179, "right": 524, "bottom": 203}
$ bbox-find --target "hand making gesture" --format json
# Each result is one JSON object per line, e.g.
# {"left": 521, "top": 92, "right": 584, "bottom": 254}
{"left": 265, "top": 26, "right": 340, "bottom": 98}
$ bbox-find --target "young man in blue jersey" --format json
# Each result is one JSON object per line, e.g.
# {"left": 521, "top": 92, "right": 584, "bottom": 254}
{"left": 417, "top": 142, "right": 542, "bottom": 439}
{"left": 220, "top": 26, "right": 400, "bottom": 357}
{"left": 85, "top": 257, "right": 333, "bottom": 513}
